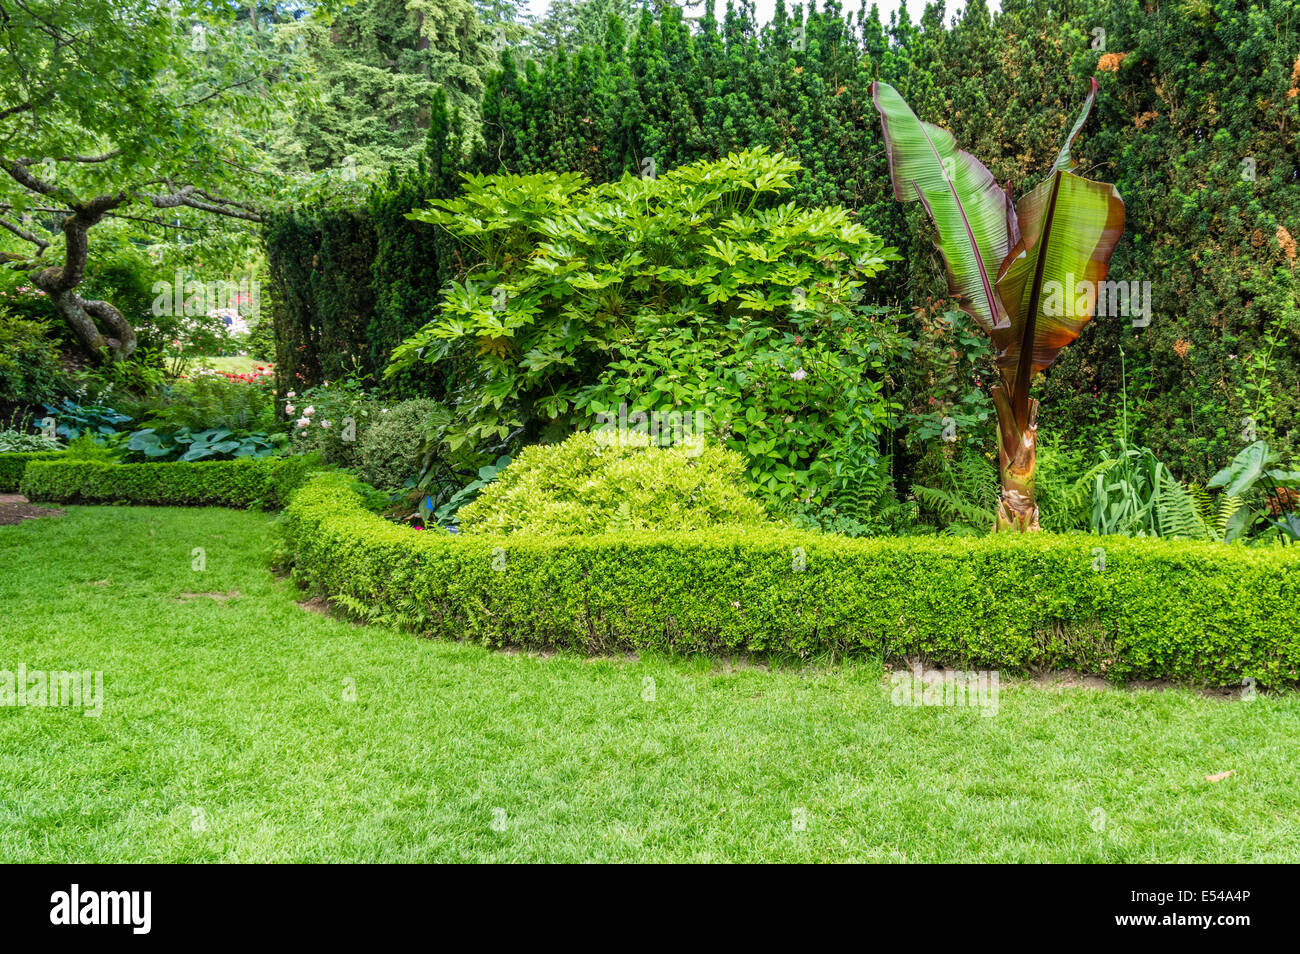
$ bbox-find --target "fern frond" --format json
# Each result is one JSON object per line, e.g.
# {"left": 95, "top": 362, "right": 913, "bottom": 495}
{"left": 1156, "top": 480, "right": 1213, "bottom": 540}
{"left": 914, "top": 483, "right": 995, "bottom": 531}
{"left": 1213, "top": 494, "right": 1245, "bottom": 537}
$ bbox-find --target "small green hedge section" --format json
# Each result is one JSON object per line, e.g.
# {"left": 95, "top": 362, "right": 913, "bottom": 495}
{"left": 283, "top": 474, "right": 1300, "bottom": 687}
{"left": 21, "top": 456, "right": 316, "bottom": 509}
{"left": 0, "top": 451, "right": 64, "bottom": 493}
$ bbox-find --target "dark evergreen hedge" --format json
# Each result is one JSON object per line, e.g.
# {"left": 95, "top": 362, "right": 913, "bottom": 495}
{"left": 264, "top": 0, "right": 1300, "bottom": 478}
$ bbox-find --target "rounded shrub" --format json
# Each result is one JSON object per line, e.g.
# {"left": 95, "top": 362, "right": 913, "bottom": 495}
{"left": 456, "top": 430, "right": 771, "bottom": 535}
{"left": 356, "top": 398, "right": 438, "bottom": 491}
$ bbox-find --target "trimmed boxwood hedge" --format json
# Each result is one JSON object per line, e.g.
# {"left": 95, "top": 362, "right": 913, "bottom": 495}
{"left": 21, "top": 456, "right": 316, "bottom": 509}
{"left": 0, "top": 451, "right": 64, "bottom": 493}
{"left": 282, "top": 473, "right": 1300, "bottom": 687}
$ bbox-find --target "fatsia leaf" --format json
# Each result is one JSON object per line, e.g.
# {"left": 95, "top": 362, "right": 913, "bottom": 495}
{"left": 1208, "top": 441, "right": 1273, "bottom": 496}
{"left": 991, "top": 80, "right": 1124, "bottom": 428}
{"left": 870, "top": 82, "right": 1014, "bottom": 334}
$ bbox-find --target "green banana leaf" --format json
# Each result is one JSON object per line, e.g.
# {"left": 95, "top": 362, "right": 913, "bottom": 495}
{"left": 992, "top": 79, "right": 1125, "bottom": 428}
{"left": 870, "top": 81, "right": 1013, "bottom": 334}
{"left": 873, "top": 78, "right": 1124, "bottom": 435}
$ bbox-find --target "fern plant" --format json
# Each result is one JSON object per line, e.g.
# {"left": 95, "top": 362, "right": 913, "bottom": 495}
{"left": 913, "top": 446, "right": 999, "bottom": 535}
{"left": 1155, "top": 481, "right": 1244, "bottom": 542}
{"left": 790, "top": 455, "right": 920, "bottom": 537}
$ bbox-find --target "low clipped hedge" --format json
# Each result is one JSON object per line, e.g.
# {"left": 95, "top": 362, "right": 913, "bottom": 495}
{"left": 282, "top": 473, "right": 1300, "bottom": 687}
{"left": 21, "top": 456, "right": 317, "bottom": 509}
{"left": 0, "top": 451, "right": 64, "bottom": 493}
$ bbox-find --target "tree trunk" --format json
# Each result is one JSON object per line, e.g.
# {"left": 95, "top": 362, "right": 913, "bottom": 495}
{"left": 29, "top": 192, "right": 135, "bottom": 363}
{"left": 46, "top": 287, "right": 136, "bottom": 362}
{"left": 991, "top": 386, "right": 1040, "bottom": 532}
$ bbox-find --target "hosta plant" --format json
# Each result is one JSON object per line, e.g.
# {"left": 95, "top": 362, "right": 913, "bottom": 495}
{"left": 872, "top": 79, "right": 1125, "bottom": 531}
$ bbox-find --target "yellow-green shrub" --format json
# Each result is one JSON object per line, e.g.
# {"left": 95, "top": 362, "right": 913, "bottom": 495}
{"left": 456, "top": 431, "right": 770, "bottom": 535}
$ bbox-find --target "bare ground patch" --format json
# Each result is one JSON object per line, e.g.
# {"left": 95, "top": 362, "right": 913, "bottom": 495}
{"left": 0, "top": 495, "right": 64, "bottom": 526}
{"left": 177, "top": 590, "right": 241, "bottom": 603}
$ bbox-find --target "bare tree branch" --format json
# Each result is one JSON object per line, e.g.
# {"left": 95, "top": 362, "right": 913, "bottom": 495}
{"left": 137, "top": 184, "right": 261, "bottom": 222}
{"left": 0, "top": 155, "right": 56, "bottom": 195}
{"left": 0, "top": 214, "right": 48, "bottom": 251}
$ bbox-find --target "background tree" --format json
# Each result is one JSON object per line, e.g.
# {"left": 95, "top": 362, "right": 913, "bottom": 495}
{"left": 0, "top": 0, "right": 290, "bottom": 362}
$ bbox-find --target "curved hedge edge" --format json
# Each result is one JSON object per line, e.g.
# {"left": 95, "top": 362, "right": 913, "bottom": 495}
{"left": 281, "top": 473, "right": 1300, "bottom": 688}
{"left": 20, "top": 455, "right": 319, "bottom": 510}
{"left": 0, "top": 450, "right": 65, "bottom": 493}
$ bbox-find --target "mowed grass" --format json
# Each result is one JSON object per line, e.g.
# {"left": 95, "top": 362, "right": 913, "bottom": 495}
{"left": 189, "top": 355, "right": 266, "bottom": 376}
{"left": 1, "top": 506, "right": 1298, "bottom": 863}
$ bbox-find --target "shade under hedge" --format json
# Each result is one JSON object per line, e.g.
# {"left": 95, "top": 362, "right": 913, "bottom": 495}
{"left": 281, "top": 473, "right": 1300, "bottom": 688}
{"left": 0, "top": 451, "right": 64, "bottom": 493}
{"left": 21, "top": 456, "right": 317, "bottom": 509}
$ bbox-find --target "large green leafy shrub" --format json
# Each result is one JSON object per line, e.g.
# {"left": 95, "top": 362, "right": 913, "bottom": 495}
{"left": 21, "top": 456, "right": 317, "bottom": 509}
{"left": 283, "top": 473, "right": 1300, "bottom": 687}
{"left": 0, "top": 314, "right": 66, "bottom": 408}
{"left": 285, "top": 377, "right": 382, "bottom": 470}
{"left": 392, "top": 148, "right": 900, "bottom": 507}
{"left": 356, "top": 398, "right": 440, "bottom": 491}
{"left": 456, "top": 431, "right": 770, "bottom": 535}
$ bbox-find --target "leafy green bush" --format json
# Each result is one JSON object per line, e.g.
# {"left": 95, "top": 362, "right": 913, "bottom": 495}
{"left": 0, "top": 314, "right": 65, "bottom": 407}
{"left": 285, "top": 377, "right": 382, "bottom": 469}
{"left": 356, "top": 398, "right": 438, "bottom": 491}
{"left": 0, "top": 450, "right": 64, "bottom": 492}
{"left": 0, "top": 430, "right": 62, "bottom": 453}
{"left": 283, "top": 474, "right": 1300, "bottom": 687}
{"left": 392, "top": 149, "right": 901, "bottom": 507}
{"left": 126, "top": 426, "right": 284, "bottom": 462}
{"left": 456, "top": 431, "right": 770, "bottom": 535}
{"left": 40, "top": 399, "right": 132, "bottom": 441}
{"left": 62, "top": 433, "right": 123, "bottom": 462}
{"left": 21, "top": 456, "right": 318, "bottom": 509}
{"left": 141, "top": 373, "right": 277, "bottom": 433}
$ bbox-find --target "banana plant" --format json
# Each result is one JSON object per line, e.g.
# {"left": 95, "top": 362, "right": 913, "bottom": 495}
{"left": 872, "top": 79, "right": 1125, "bottom": 531}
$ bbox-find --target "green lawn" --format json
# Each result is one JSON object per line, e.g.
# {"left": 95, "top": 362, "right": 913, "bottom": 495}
{"left": 189, "top": 355, "right": 266, "bottom": 375}
{"left": 2, "top": 506, "right": 1297, "bottom": 862}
